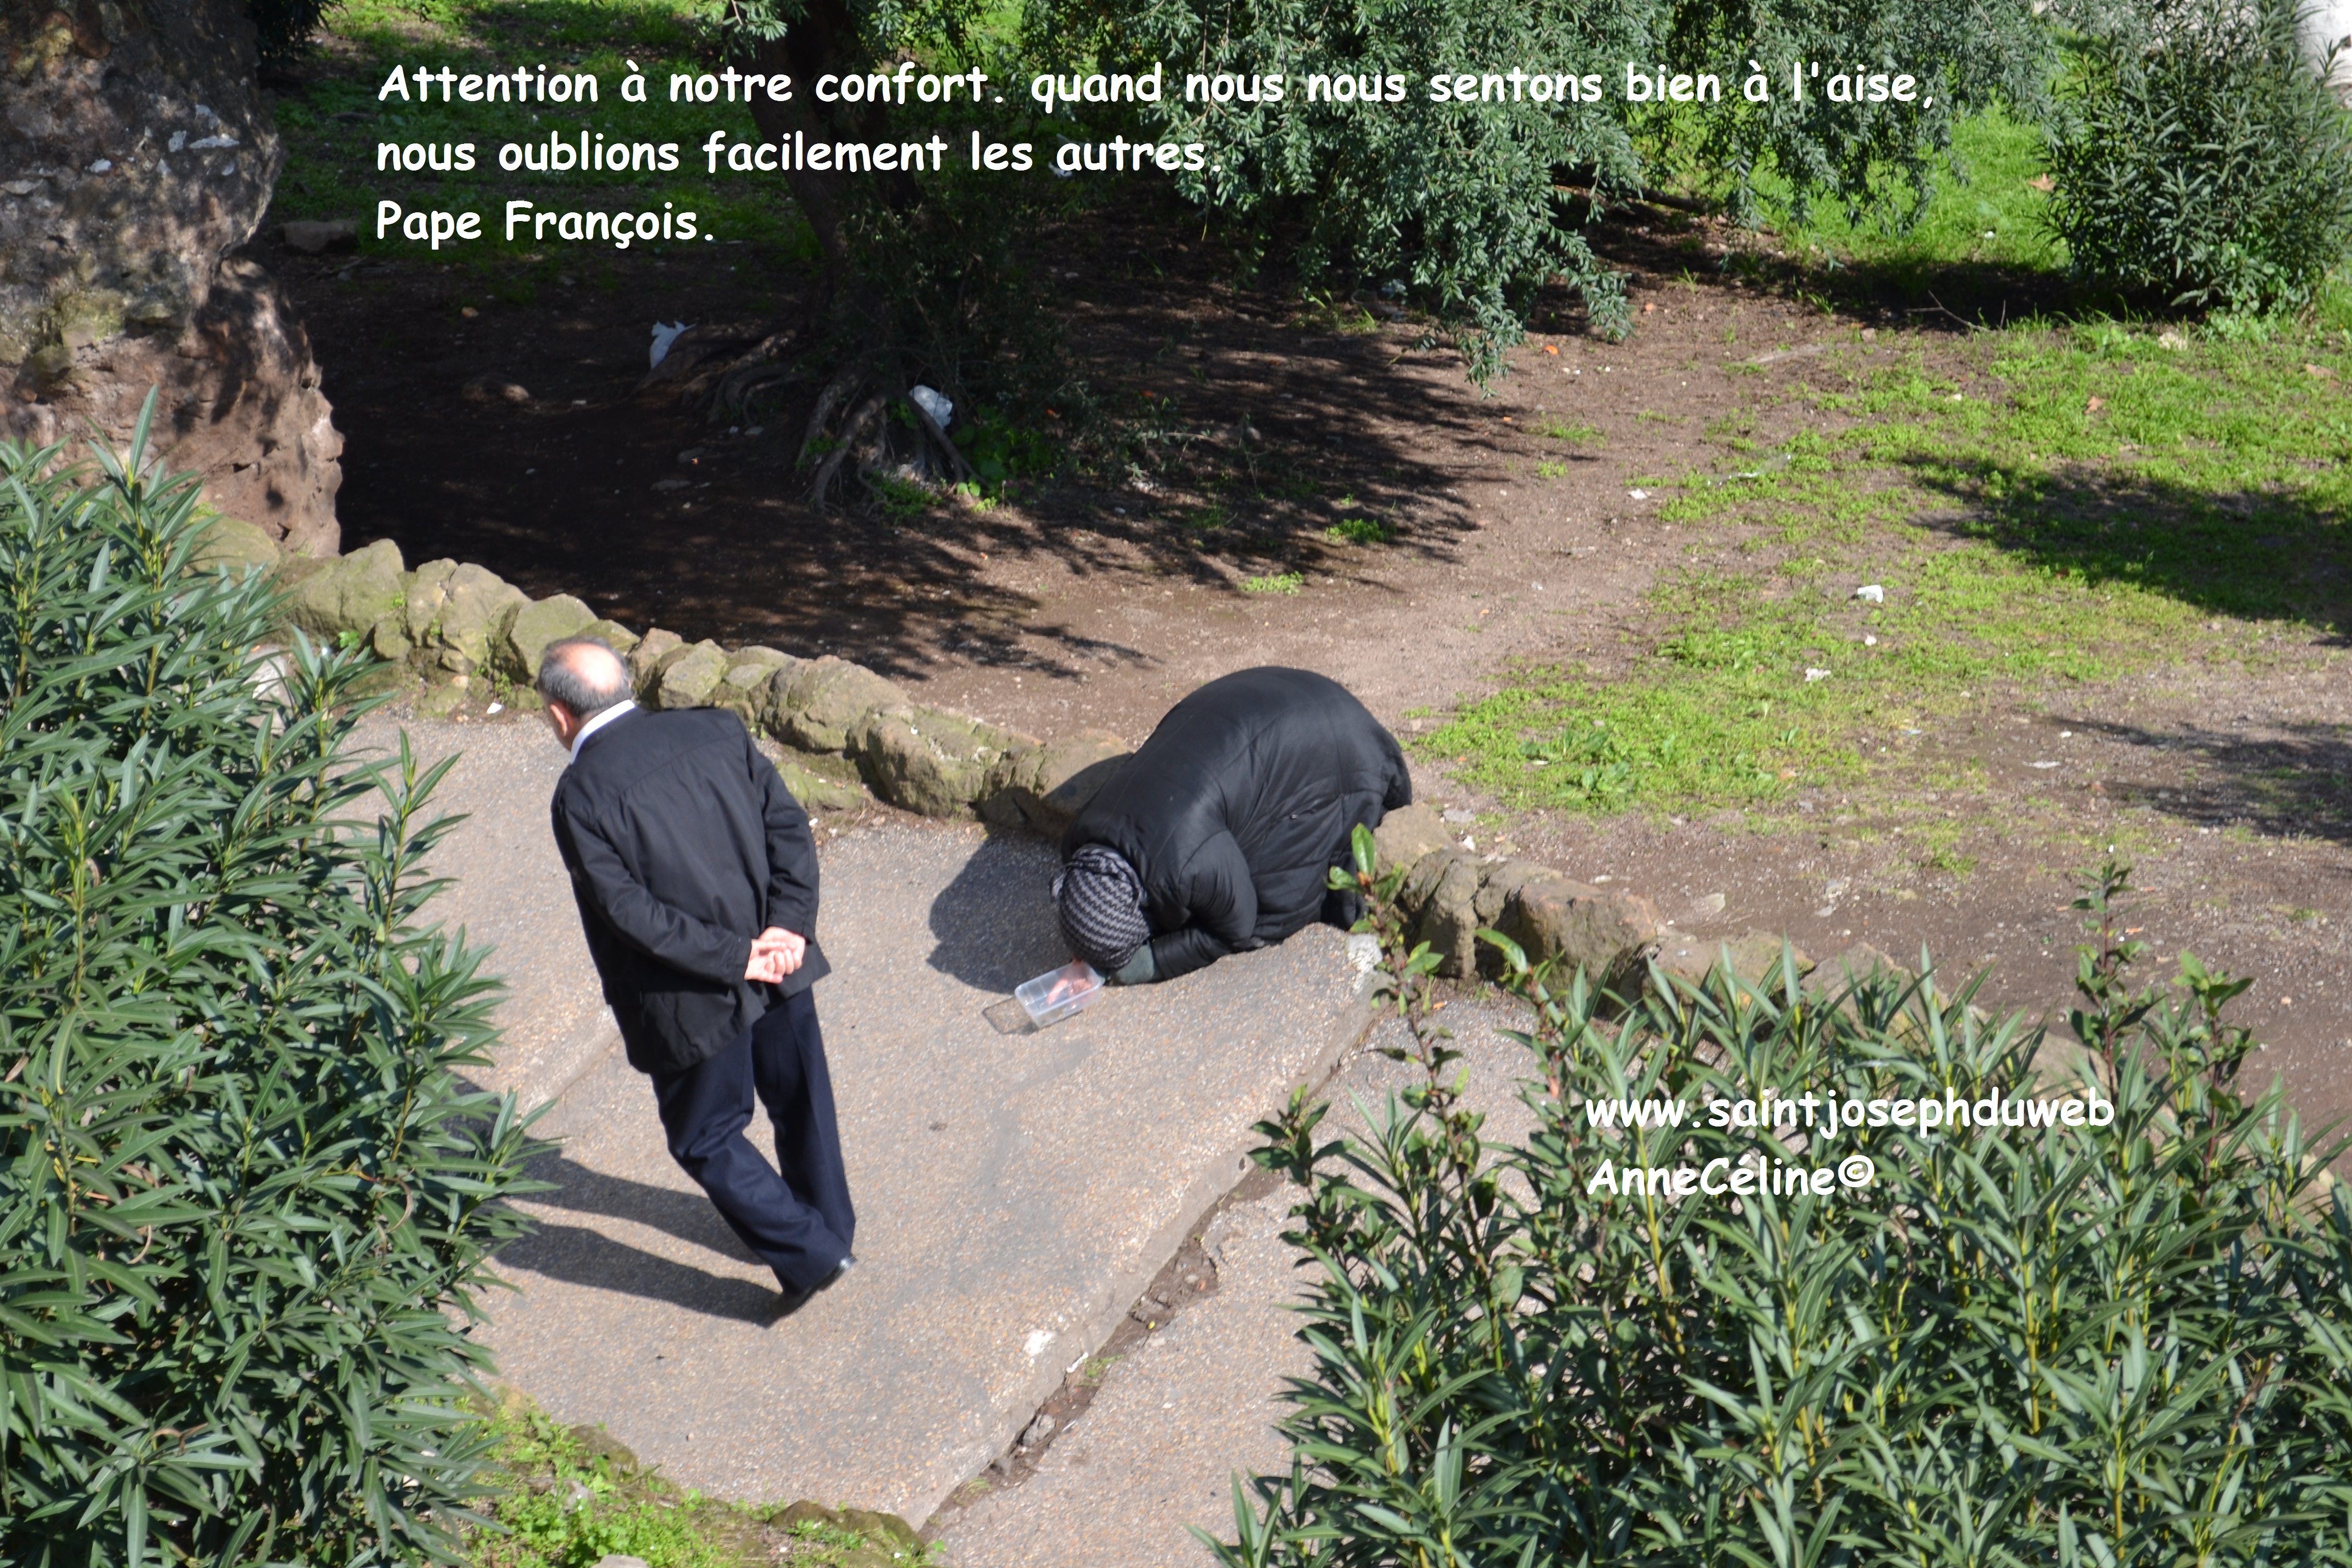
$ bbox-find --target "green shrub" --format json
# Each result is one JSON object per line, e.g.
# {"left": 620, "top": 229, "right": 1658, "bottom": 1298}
{"left": 2043, "top": 0, "right": 2352, "bottom": 313}
{"left": 1214, "top": 837, "right": 2352, "bottom": 1564}
{"left": 0, "top": 406, "right": 538, "bottom": 1563}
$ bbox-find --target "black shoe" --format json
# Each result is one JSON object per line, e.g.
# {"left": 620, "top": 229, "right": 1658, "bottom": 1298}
{"left": 770, "top": 1255, "right": 854, "bottom": 1319}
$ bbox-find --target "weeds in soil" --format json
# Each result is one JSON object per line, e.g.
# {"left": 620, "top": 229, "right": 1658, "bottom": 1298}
{"left": 1429, "top": 318, "right": 2350, "bottom": 818}
{"left": 1539, "top": 420, "right": 1603, "bottom": 443}
{"left": 1323, "top": 517, "right": 1394, "bottom": 545}
{"left": 1240, "top": 571, "right": 1305, "bottom": 595}
{"left": 471, "top": 1394, "right": 936, "bottom": 1567}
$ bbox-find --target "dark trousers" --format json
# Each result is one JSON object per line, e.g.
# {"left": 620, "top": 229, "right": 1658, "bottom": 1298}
{"left": 648, "top": 988, "right": 854, "bottom": 1293}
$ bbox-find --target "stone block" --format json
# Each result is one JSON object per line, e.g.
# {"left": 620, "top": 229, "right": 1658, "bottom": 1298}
{"left": 187, "top": 513, "right": 280, "bottom": 578}
{"left": 413, "top": 680, "right": 468, "bottom": 720}
{"left": 1493, "top": 871, "right": 1660, "bottom": 989}
{"left": 1821, "top": 940, "right": 1909, "bottom": 988}
{"left": 402, "top": 559, "right": 527, "bottom": 674}
{"left": 716, "top": 645, "right": 799, "bottom": 723}
{"left": 772, "top": 751, "right": 870, "bottom": 814}
{"left": 370, "top": 614, "right": 411, "bottom": 662}
{"left": 1400, "top": 849, "right": 1481, "bottom": 977}
{"left": 849, "top": 705, "right": 1033, "bottom": 818}
{"left": 1472, "top": 858, "right": 1549, "bottom": 926}
{"left": 777, "top": 656, "right": 908, "bottom": 753}
{"left": 726, "top": 645, "right": 797, "bottom": 679}
{"left": 655, "top": 641, "right": 728, "bottom": 709}
{"left": 979, "top": 731, "right": 1129, "bottom": 838}
{"left": 433, "top": 564, "right": 529, "bottom": 675}
{"left": 578, "top": 618, "right": 640, "bottom": 656}
{"left": 1372, "top": 801, "right": 1452, "bottom": 873}
{"left": 1652, "top": 929, "right": 1814, "bottom": 991}
{"left": 627, "top": 628, "right": 683, "bottom": 696}
{"left": 286, "top": 537, "right": 404, "bottom": 644}
{"left": 503, "top": 594, "right": 598, "bottom": 680}
{"left": 403, "top": 559, "right": 457, "bottom": 642}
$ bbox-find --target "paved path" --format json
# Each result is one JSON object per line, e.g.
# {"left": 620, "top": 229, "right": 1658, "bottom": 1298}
{"left": 937, "top": 1003, "right": 1544, "bottom": 1566}
{"left": 355, "top": 713, "right": 617, "bottom": 1108}
{"left": 352, "top": 713, "right": 1373, "bottom": 1524}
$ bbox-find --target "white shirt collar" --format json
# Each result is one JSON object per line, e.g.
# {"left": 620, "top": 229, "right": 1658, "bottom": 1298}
{"left": 570, "top": 698, "right": 637, "bottom": 763}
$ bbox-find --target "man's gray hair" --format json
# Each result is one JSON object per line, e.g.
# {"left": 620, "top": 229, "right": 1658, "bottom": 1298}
{"left": 536, "top": 637, "right": 632, "bottom": 718}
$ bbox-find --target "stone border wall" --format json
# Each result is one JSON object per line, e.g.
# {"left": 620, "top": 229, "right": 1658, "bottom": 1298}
{"left": 207, "top": 521, "right": 1746, "bottom": 985}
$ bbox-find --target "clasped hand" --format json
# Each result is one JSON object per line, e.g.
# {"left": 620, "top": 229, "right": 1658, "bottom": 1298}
{"left": 744, "top": 927, "right": 806, "bottom": 983}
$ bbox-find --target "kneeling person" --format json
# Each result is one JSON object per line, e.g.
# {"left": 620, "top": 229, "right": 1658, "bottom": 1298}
{"left": 1056, "top": 666, "right": 1410, "bottom": 983}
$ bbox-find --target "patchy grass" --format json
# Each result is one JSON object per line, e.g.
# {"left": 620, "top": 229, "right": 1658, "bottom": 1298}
{"left": 274, "top": 0, "right": 813, "bottom": 266}
{"left": 1241, "top": 570, "right": 1305, "bottom": 594}
{"left": 1428, "top": 322, "right": 2351, "bottom": 816}
{"left": 1324, "top": 516, "right": 1394, "bottom": 544}
{"left": 470, "top": 1393, "right": 936, "bottom": 1567}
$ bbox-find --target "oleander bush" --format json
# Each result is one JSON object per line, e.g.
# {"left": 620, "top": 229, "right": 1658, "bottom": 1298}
{"left": 2044, "top": 0, "right": 2352, "bottom": 313}
{"left": 1216, "top": 835, "right": 2352, "bottom": 1565}
{"left": 0, "top": 405, "right": 539, "bottom": 1563}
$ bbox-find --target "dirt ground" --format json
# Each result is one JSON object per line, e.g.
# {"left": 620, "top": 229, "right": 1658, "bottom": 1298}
{"left": 270, "top": 195, "right": 2351, "bottom": 1137}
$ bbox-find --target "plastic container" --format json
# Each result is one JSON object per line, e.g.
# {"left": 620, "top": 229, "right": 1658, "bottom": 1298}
{"left": 1015, "top": 961, "right": 1104, "bottom": 1029}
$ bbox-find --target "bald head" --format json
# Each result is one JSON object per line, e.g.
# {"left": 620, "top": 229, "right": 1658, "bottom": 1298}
{"left": 537, "top": 637, "right": 630, "bottom": 721}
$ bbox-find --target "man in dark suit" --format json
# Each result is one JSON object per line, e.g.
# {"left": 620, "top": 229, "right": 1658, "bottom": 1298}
{"left": 1057, "top": 666, "right": 1411, "bottom": 984}
{"left": 535, "top": 636, "right": 853, "bottom": 1312}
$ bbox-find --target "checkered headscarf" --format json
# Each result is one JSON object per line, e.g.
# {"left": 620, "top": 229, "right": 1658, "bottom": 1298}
{"left": 1055, "top": 844, "right": 1151, "bottom": 972}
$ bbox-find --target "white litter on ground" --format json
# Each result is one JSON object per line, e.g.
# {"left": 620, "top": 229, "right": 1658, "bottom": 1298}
{"left": 648, "top": 321, "right": 693, "bottom": 368}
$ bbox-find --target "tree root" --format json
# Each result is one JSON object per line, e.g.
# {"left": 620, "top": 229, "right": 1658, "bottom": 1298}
{"left": 797, "top": 361, "right": 974, "bottom": 508}
{"left": 634, "top": 323, "right": 805, "bottom": 426}
{"left": 630, "top": 318, "right": 973, "bottom": 508}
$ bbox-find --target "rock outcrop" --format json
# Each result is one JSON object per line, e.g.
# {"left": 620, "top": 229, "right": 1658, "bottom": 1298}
{"left": 1372, "top": 815, "right": 1664, "bottom": 991}
{"left": 2, "top": 0, "right": 340, "bottom": 555}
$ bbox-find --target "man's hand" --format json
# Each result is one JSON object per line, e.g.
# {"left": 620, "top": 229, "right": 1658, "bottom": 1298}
{"left": 744, "top": 926, "right": 807, "bottom": 983}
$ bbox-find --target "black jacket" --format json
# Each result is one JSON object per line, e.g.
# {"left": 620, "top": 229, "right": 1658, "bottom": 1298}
{"left": 550, "top": 706, "right": 829, "bottom": 1076}
{"left": 1063, "top": 667, "right": 1410, "bottom": 981}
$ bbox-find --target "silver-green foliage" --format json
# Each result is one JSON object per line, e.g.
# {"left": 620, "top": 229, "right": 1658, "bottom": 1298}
{"left": 1130, "top": 0, "right": 1652, "bottom": 375}
{"left": 1215, "top": 840, "right": 2352, "bottom": 1565}
{"left": 1125, "top": 0, "right": 2048, "bottom": 377}
{"left": 2044, "top": 0, "right": 2352, "bottom": 313}
{"left": 0, "top": 407, "right": 539, "bottom": 1564}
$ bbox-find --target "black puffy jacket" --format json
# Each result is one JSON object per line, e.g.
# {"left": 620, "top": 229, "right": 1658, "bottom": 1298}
{"left": 1062, "top": 667, "right": 1410, "bottom": 980}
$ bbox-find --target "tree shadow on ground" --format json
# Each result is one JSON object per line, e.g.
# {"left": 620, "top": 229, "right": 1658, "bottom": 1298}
{"left": 2063, "top": 714, "right": 2352, "bottom": 847}
{"left": 924, "top": 831, "right": 1065, "bottom": 990}
{"left": 1905, "top": 460, "right": 2351, "bottom": 639}
{"left": 307, "top": 193, "right": 1501, "bottom": 684}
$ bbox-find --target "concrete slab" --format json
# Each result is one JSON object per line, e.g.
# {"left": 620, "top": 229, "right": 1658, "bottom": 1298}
{"left": 472, "top": 820, "right": 1373, "bottom": 1522}
{"left": 352, "top": 713, "right": 617, "bottom": 1108}
{"left": 348, "top": 710, "right": 1377, "bottom": 1519}
{"left": 936, "top": 1002, "right": 1543, "bottom": 1567}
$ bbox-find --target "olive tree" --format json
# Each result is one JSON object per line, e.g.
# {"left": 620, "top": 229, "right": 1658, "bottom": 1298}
{"left": 700, "top": 0, "right": 2046, "bottom": 473}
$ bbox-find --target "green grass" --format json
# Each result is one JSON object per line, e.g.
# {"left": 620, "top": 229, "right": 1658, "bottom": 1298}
{"left": 1706, "top": 106, "right": 2067, "bottom": 281}
{"left": 275, "top": 0, "right": 815, "bottom": 268}
{"left": 1428, "top": 323, "right": 2351, "bottom": 816}
{"left": 471, "top": 1395, "right": 937, "bottom": 1567}
{"left": 1240, "top": 570, "right": 1305, "bottom": 594}
{"left": 1324, "top": 517, "right": 1394, "bottom": 544}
